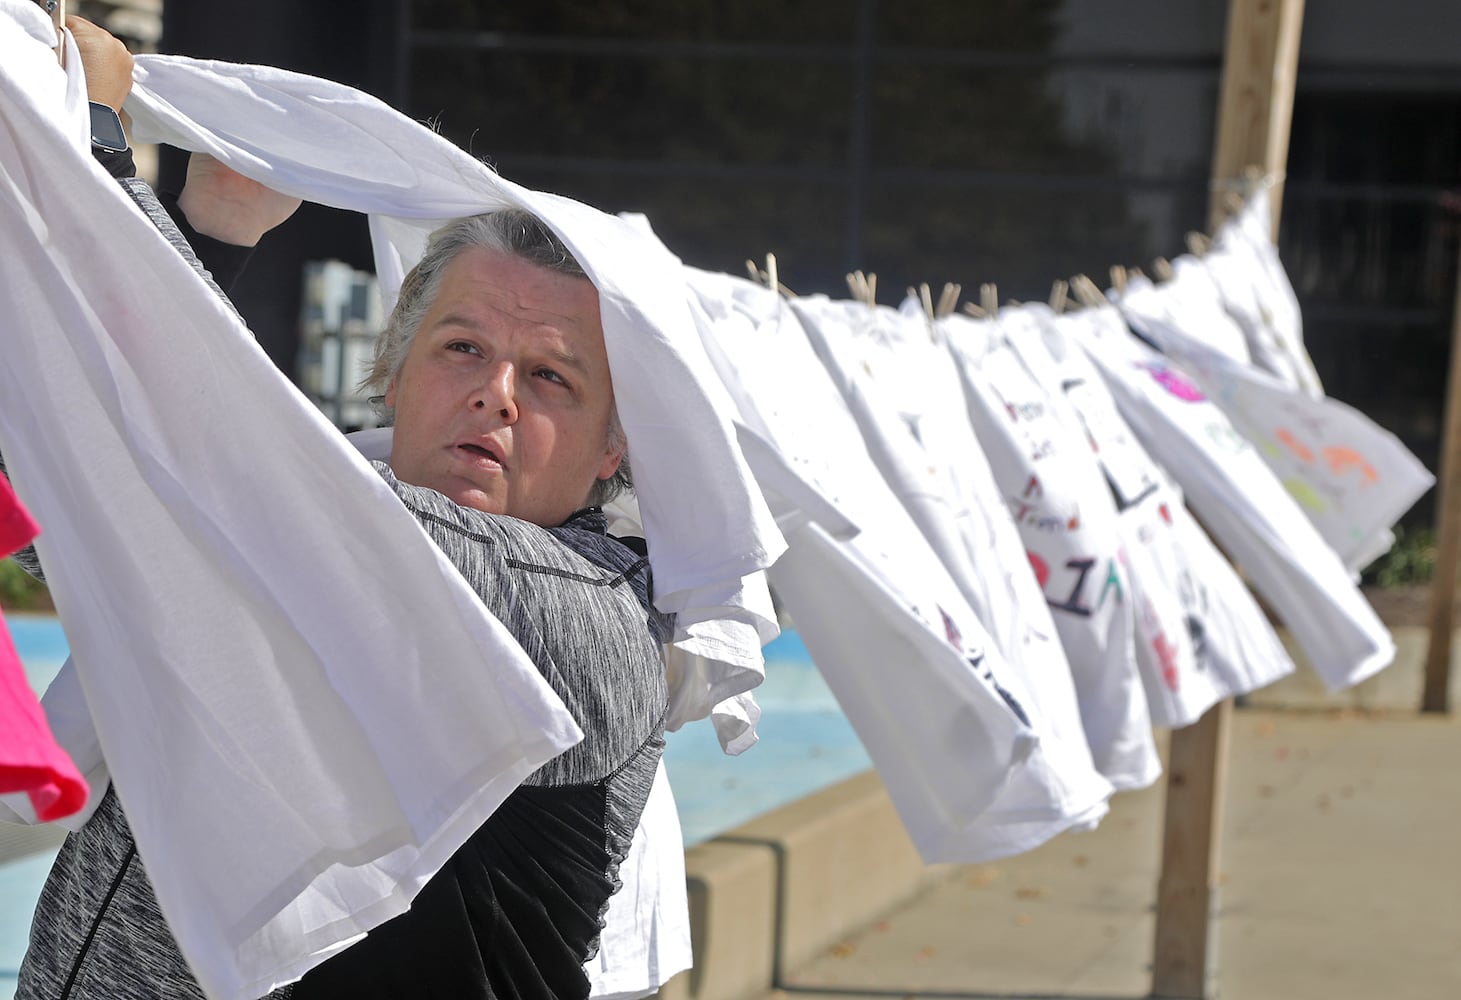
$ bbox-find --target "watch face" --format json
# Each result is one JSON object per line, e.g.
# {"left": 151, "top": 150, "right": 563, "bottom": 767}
{"left": 89, "top": 102, "right": 128, "bottom": 153}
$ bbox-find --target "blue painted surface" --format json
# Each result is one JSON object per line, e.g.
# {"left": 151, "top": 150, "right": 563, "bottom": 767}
{"left": 665, "top": 629, "right": 872, "bottom": 844}
{"left": 0, "top": 618, "right": 867, "bottom": 997}
{"left": 3, "top": 618, "right": 68, "bottom": 675}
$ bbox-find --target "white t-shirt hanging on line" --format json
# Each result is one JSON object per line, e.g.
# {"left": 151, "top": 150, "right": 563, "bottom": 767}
{"left": 940, "top": 309, "right": 1160, "bottom": 790}
{"left": 1009, "top": 304, "right": 1296, "bottom": 728}
{"left": 1118, "top": 270, "right": 1433, "bottom": 576}
{"left": 785, "top": 293, "right": 1099, "bottom": 795}
{"left": 1119, "top": 262, "right": 1252, "bottom": 366}
{"left": 1200, "top": 238, "right": 1310, "bottom": 394}
{"left": 1068, "top": 305, "right": 1394, "bottom": 692}
{"left": 1217, "top": 189, "right": 1325, "bottom": 399}
{"left": 686, "top": 271, "right": 1113, "bottom": 863}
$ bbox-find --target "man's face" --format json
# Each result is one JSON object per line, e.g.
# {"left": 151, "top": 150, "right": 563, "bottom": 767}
{"left": 384, "top": 246, "right": 624, "bottom": 527}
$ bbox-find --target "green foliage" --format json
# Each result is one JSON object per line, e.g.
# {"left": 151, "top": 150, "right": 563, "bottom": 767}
{"left": 0, "top": 558, "right": 50, "bottom": 612}
{"left": 1363, "top": 524, "right": 1436, "bottom": 588}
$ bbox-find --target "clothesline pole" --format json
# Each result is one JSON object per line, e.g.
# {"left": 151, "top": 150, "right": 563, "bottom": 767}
{"left": 1151, "top": 1, "right": 1305, "bottom": 997}
{"left": 1421, "top": 252, "right": 1461, "bottom": 713}
{"left": 1151, "top": 701, "right": 1231, "bottom": 999}
{"left": 1205, "top": 0, "right": 1301, "bottom": 241}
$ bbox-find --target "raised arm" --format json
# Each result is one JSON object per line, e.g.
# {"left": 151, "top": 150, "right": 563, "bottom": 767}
{"left": 71, "top": 14, "right": 302, "bottom": 250}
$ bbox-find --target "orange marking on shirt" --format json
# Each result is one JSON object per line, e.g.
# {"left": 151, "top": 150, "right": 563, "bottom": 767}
{"left": 1323, "top": 446, "right": 1378, "bottom": 485}
{"left": 1276, "top": 428, "right": 1313, "bottom": 462}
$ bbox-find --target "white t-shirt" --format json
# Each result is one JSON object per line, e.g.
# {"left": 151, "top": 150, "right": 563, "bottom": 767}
{"left": 1009, "top": 304, "right": 1296, "bottom": 728}
{"left": 1215, "top": 189, "right": 1325, "bottom": 398}
{"left": 941, "top": 309, "right": 1160, "bottom": 790}
{"left": 1117, "top": 271, "right": 1433, "bottom": 575}
{"left": 687, "top": 271, "right": 1113, "bottom": 863}
{"left": 1067, "top": 305, "right": 1394, "bottom": 691}
{"left": 785, "top": 294, "right": 1104, "bottom": 797}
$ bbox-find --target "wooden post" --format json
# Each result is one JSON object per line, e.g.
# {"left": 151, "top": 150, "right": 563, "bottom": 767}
{"left": 1152, "top": 2, "right": 1305, "bottom": 997}
{"left": 1207, "top": 0, "right": 1305, "bottom": 239}
{"left": 1151, "top": 701, "right": 1232, "bottom": 999}
{"left": 1421, "top": 256, "right": 1461, "bottom": 713}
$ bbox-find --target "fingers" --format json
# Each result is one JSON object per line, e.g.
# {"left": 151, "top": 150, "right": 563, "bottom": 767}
{"left": 66, "top": 15, "right": 134, "bottom": 112}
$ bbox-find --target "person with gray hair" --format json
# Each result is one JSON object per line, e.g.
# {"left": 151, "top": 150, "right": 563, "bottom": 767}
{"left": 276, "top": 210, "right": 672, "bottom": 998}
{"left": 365, "top": 210, "right": 633, "bottom": 509}
{"left": 16, "top": 22, "right": 673, "bottom": 1000}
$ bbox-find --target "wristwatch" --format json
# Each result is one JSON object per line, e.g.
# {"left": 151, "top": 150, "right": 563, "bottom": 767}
{"left": 89, "top": 101, "right": 129, "bottom": 153}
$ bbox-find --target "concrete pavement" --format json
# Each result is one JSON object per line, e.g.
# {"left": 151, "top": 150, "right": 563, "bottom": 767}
{"left": 766, "top": 708, "right": 1461, "bottom": 1000}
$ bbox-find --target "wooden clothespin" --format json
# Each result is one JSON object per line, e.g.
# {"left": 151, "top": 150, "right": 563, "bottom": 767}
{"left": 934, "top": 282, "right": 961, "bottom": 319}
{"left": 1048, "top": 279, "right": 1069, "bottom": 315}
{"left": 903, "top": 284, "right": 938, "bottom": 342}
{"left": 1186, "top": 231, "right": 1213, "bottom": 258}
{"left": 747, "top": 253, "right": 793, "bottom": 297}
{"left": 961, "top": 302, "right": 986, "bottom": 319}
{"left": 907, "top": 284, "right": 937, "bottom": 322}
{"left": 1151, "top": 258, "right": 1174, "bottom": 283}
{"left": 979, "top": 282, "right": 999, "bottom": 319}
{"left": 1108, "top": 265, "right": 1128, "bottom": 296}
{"left": 848, "top": 271, "right": 877, "bottom": 308}
{"left": 1070, "top": 274, "right": 1106, "bottom": 309}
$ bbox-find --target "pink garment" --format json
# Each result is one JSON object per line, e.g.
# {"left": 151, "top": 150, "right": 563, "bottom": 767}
{"left": 0, "top": 476, "right": 88, "bottom": 821}
{"left": 0, "top": 473, "right": 39, "bottom": 553}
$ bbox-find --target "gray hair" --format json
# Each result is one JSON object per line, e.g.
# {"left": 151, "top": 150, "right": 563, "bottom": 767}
{"left": 364, "top": 209, "right": 632, "bottom": 507}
